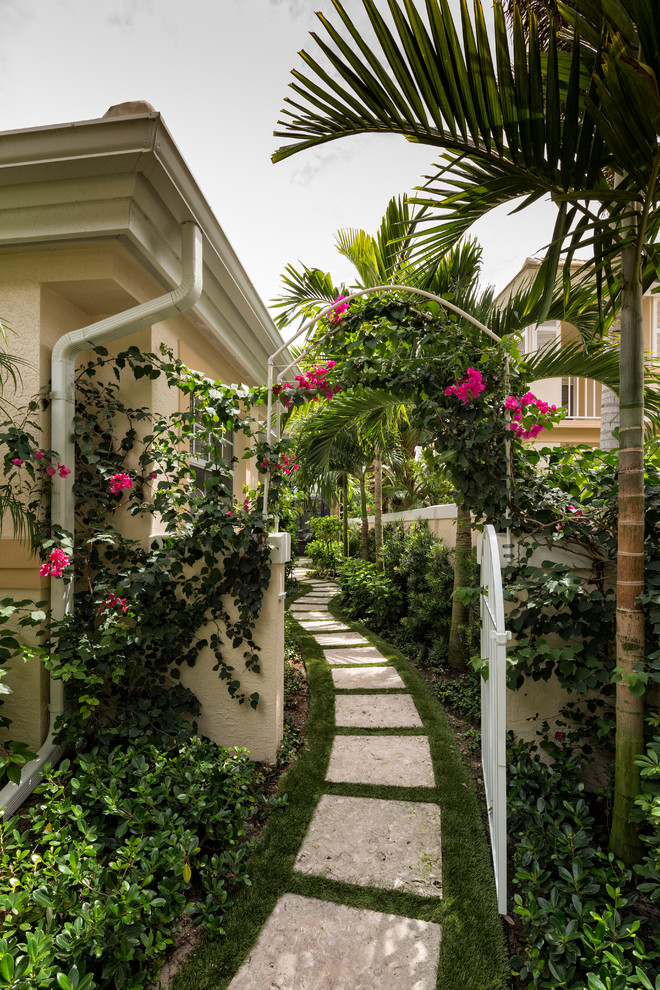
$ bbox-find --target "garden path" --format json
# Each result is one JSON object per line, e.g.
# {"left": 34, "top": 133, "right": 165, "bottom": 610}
{"left": 227, "top": 561, "right": 442, "bottom": 990}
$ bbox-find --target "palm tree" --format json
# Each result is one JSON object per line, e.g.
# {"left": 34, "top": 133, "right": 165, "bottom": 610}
{"left": 272, "top": 0, "right": 660, "bottom": 861}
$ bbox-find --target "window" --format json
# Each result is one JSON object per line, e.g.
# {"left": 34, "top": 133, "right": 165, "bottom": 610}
{"left": 521, "top": 320, "right": 560, "bottom": 354}
{"left": 189, "top": 392, "right": 234, "bottom": 497}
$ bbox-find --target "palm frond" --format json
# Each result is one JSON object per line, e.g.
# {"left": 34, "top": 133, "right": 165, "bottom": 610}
{"left": 270, "top": 263, "right": 344, "bottom": 330}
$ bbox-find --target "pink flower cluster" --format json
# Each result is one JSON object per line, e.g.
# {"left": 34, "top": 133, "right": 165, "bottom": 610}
{"left": 272, "top": 362, "right": 340, "bottom": 408}
{"left": 260, "top": 452, "right": 300, "bottom": 476}
{"left": 39, "top": 547, "right": 70, "bottom": 578}
{"left": 12, "top": 451, "right": 70, "bottom": 477}
{"left": 506, "top": 392, "right": 558, "bottom": 440}
{"left": 327, "top": 295, "right": 349, "bottom": 323}
{"left": 98, "top": 593, "right": 129, "bottom": 614}
{"left": 445, "top": 368, "right": 485, "bottom": 404}
{"left": 109, "top": 473, "right": 132, "bottom": 495}
{"left": 46, "top": 463, "right": 70, "bottom": 478}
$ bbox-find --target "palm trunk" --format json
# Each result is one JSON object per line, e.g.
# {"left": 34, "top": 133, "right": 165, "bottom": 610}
{"left": 374, "top": 451, "right": 383, "bottom": 572}
{"left": 359, "top": 470, "right": 370, "bottom": 561}
{"left": 609, "top": 237, "right": 645, "bottom": 864}
{"left": 342, "top": 473, "right": 349, "bottom": 556}
{"left": 600, "top": 321, "right": 621, "bottom": 451}
{"left": 448, "top": 502, "right": 472, "bottom": 671}
{"left": 600, "top": 385, "right": 620, "bottom": 451}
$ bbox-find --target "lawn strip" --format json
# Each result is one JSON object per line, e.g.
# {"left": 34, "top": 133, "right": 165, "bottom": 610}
{"left": 327, "top": 606, "right": 509, "bottom": 990}
{"left": 169, "top": 621, "right": 333, "bottom": 990}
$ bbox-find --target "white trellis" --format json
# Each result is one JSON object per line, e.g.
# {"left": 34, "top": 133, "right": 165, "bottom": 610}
{"left": 479, "top": 524, "right": 509, "bottom": 914}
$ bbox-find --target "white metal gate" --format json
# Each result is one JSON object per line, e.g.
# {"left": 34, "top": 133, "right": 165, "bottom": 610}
{"left": 479, "top": 525, "right": 508, "bottom": 914}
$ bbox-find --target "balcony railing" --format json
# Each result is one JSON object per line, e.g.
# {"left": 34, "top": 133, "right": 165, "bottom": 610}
{"left": 561, "top": 377, "right": 601, "bottom": 419}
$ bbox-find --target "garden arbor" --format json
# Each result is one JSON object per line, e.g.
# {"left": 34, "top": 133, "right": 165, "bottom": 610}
{"left": 265, "top": 283, "right": 508, "bottom": 671}
{"left": 272, "top": 0, "right": 658, "bottom": 862}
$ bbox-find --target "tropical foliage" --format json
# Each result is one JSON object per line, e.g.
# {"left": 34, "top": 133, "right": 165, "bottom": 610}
{"left": 273, "top": 0, "right": 660, "bottom": 862}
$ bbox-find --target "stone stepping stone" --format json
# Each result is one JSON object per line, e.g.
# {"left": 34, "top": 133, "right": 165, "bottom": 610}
{"left": 290, "top": 611, "right": 329, "bottom": 622}
{"left": 295, "top": 597, "right": 333, "bottom": 604}
{"left": 335, "top": 694, "right": 423, "bottom": 728}
{"left": 295, "top": 795, "right": 442, "bottom": 897}
{"left": 327, "top": 735, "right": 435, "bottom": 787}
{"left": 298, "top": 620, "right": 350, "bottom": 632}
{"left": 324, "top": 645, "right": 388, "bottom": 665}
{"left": 313, "top": 631, "right": 369, "bottom": 648}
{"left": 290, "top": 602, "right": 329, "bottom": 611}
{"left": 227, "top": 893, "right": 441, "bottom": 990}
{"left": 332, "top": 666, "right": 405, "bottom": 689}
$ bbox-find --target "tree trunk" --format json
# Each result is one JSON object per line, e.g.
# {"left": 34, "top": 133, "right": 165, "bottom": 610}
{"left": 448, "top": 502, "right": 472, "bottom": 671}
{"left": 600, "top": 385, "right": 620, "bottom": 451}
{"left": 342, "top": 473, "right": 349, "bottom": 556}
{"left": 600, "top": 319, "right": 621, "bottom": 451}
{"left": 359, "top": 471, "right": 370, "bottom": 561}
{"left": 374, "top": 452, "right": 383, "bottom": 572}
{"left": 609, "top": 236, "right": 645, "bottom": 864}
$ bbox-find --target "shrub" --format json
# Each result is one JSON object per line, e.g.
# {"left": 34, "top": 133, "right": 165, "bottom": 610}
{"left": 508, "top": 737, "right": 658, "bottom": 989}
{"left": 306, "top": 537, "right": 343, "bottom": 577}
{"left": 634, "top": 715, "right": 660, "bottom": 903}
{"left": 0, "top": 737, "right": 258, "bottom": 989}
{"left": 336, "top": 559, "right": 403, "bottom": 632}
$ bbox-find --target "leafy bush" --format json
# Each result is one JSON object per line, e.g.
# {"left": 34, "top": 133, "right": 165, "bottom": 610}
{"left": 306, "top": 537, "right": 343, "bottom": 577}
{"left": 0, "top": 737, "right": 258, "bottom": 989}
{"left": 634, "top": 715, "right": 660, "bottom": 903}
{"left": 508, "top": 737, "right": 659, "bottom": 989}
{"left": 434, "top": 671, "right": 481, "bottom": 722}
{"left": 336, "top": 559, "right": 403, "bottom": 631}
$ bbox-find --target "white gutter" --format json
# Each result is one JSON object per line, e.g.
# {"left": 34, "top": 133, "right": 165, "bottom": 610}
{"left": 0, "top": 221, "right": 203, "bottom": 818}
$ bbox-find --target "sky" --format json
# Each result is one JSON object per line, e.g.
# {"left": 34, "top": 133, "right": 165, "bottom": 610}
{"left": 0, "top": 0, "right": 557, "bottom": 326}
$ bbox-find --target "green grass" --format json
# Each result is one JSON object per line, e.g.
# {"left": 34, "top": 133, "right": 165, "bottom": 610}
{"left": 170, "top": 582, "right": 508, "bottom": 990}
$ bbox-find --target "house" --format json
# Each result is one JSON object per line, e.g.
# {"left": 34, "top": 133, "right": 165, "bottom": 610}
{"left": 0, "top": 103, "right": 292, "bottom": 810}
{"left": 496, "top": 255, "right": 659, "bottom": 446}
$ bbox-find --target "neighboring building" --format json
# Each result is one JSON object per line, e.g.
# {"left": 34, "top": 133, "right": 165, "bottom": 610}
{"left": 497, "top": 256, "right": 658, "bottom": 447}
{"left": 0, "top": 103, "right": 291, "bottom": 782}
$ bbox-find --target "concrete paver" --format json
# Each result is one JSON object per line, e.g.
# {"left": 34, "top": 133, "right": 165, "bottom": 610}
{"left": 295, "top": 795, "right": 442, "bottom": 896}
{"left": 324, "top": 646, "right": 389, "bottom": 665}
{"left": 290, "top": 610, "right": 330, "bottom": 622}
{"left": 297, "top": 620, "right": 350, "bottom": 632}
{"left": 335, "top": 694, "right": 423, "bottom": 728}
{"left": 313, "top": 631, "right": 370, "bottom": 647}
{"left": 227, "top": 894, "right": 441, "bottom": 990}
{"left": 327, "top": 735, "right": 435, "bottom": 787}
{"left": 332, "top": 667, "right": 405, "bottom": 689}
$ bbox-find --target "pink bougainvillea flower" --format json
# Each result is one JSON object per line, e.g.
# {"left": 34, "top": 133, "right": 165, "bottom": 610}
{"left": 446, "top": 367, "right": 485, "bottom": 404}
{"left": 327, "top": 295, "right": 349, "bottom": 323}
{"left": 45, "top": 465, "right": 56, "bottom": 476}
{"left": 98, "top": 593, "right": 129, "bottom": 614}
{"left": 39, "top": 547, "right": 70, "bottom": 578}
{"left": 35, "top": 450, "right": 44, "bottom": 460}
{"left": 11, "top": 458, "right": 22, "bottom": 467}
{"left": 555, "top": 731, "right": 564, "bottom": 740}
{"left": 57, "top": 464, "right": 70, "bottom": 478}
{"left": 225, "top": 510, "right": 234, "bottom": 516}
{"left": 149, "top": 472, "right": 157, "bottom": 479}
{"left": 109, "top": 473, "right": 132, "bottom": 495}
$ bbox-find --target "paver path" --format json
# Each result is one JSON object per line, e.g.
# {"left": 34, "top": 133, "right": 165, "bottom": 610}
{"left": 229, "top": 568, "right": 443, "bottom": 989}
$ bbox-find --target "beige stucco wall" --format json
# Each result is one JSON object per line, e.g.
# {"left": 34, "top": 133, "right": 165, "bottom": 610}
{"left": 178, "top": 557, "right": 285, "bottom": 763}
{"left": 0, "top": 241, "right": 279, "bottom": 759}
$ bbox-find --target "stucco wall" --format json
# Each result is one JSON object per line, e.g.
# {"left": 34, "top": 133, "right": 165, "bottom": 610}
{"left": 178, "top": 554, "right": 286, "bottom": 763}
{"left": 0, "top": 241, "right": 281, "bottom": 761}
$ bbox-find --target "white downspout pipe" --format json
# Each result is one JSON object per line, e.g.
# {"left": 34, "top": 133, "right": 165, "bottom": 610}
{"left": 0, "top": 221, "right": 203, "bottom": 817}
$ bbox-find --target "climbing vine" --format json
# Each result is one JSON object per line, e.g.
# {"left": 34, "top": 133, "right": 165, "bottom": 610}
{"left": 0, "top": 345, "right": 300, "bottom": 747}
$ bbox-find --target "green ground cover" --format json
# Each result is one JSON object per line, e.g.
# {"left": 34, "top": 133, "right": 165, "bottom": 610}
{"left": 171, "top": 583, "right": 507, "bottom": 990}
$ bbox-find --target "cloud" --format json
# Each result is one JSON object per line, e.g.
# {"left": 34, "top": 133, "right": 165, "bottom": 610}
{"left": 106, "top": 0, "right": 155, "bottom": 30}
{"left": 266, "top": 0, "right": 309, "bottom": 17}
{"left": 289, "top": 146, "right": 356, "bottom": 187}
